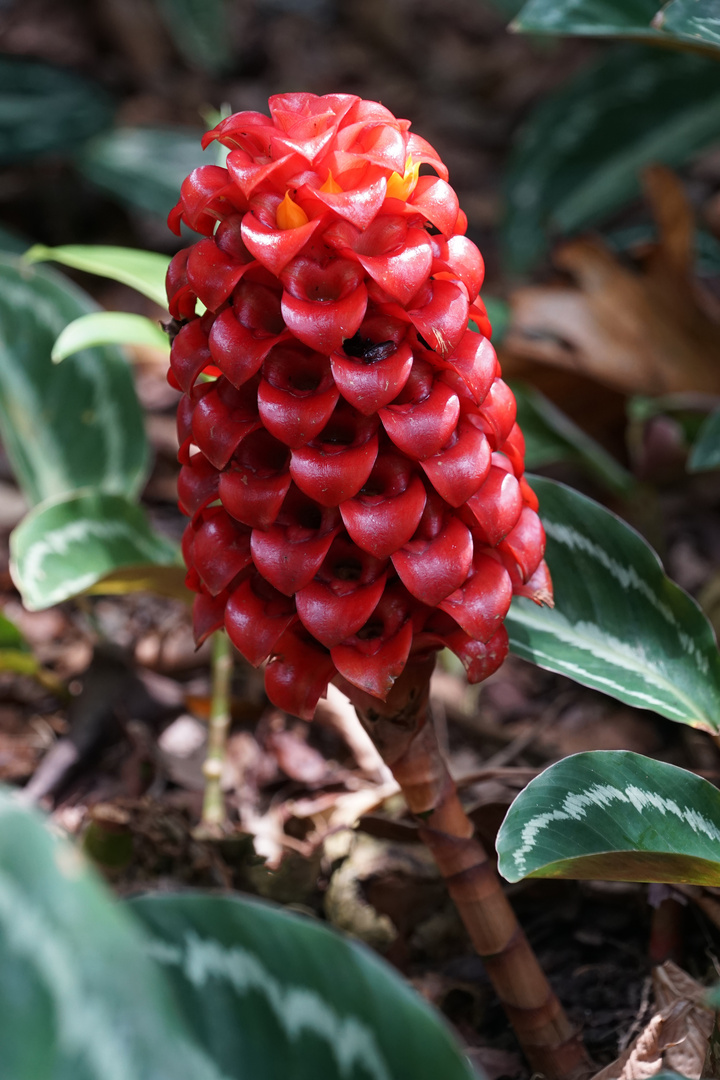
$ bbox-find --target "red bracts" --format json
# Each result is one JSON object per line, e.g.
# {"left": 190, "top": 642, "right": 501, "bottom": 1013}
{"left": 169, "top": 93, "right": 551, "bottom": 719}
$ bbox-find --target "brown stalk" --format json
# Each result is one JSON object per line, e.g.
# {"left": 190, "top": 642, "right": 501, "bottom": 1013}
{"left": 340, "top": 658, "right": 592, "bottom": 1080}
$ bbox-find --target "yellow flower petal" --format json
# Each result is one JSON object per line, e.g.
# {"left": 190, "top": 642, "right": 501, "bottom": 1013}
{"left": 277, "top": 190, "right": 309, "bottom": 230}
{"left": 385, "top": 156, "right": 420, "bottom": 202}
{"left": 320, "top": 170, "right": 343, "bottom": 194}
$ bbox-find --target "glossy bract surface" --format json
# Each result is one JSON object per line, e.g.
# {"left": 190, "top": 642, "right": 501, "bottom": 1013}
{"left": 168, "top": 93, "right": 551, "bottom": 719}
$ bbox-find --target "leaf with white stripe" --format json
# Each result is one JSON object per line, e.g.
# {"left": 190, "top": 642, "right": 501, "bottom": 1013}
{"left": 10, "top": 490, "right": 181, "bottom": 610}
{"left": 131, "top": 893, "right": 476, "bottom": 1080}
{"left": 497, "top": 750, "right": 720, "bottom": 885}
{"left": 0, "top": 255, "right": 148, "bottom": 505}
{"left": 0, "top": 789, "right": 226, "bottom": 1080}
{"left": 506, "top": 477, "right": 720, "bottom": 731}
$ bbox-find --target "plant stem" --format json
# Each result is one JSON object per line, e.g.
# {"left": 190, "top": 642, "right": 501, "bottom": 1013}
{"left": 201, "top": 630, "right": 233, "bottom": 827}
{"left": 342, "top": 658, "right": 592, "bottom": 1080}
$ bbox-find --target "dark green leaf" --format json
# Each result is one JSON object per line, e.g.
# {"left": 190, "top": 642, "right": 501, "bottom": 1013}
{"left": 25, "top": 244, "right": 170, "bottom": 308}
{"left": 688, "top": 408, "right": 720, "bottom": 472}
{"left": 0, "top": 790, "right": 225, "bottom": 1080}
{"left": 0, "top": 58, "right": 113, "bottom": 165}
{"left": 513, "top": 0, "right": 661, "bottom": 40}
{"left": 482, "top": 296, "right": 511, "bottom": 343}
{"left": 506, "top": 477, "right": 720, "bottom": 730}
{"left": 513, "top": 0, "right": 720, "bottom": 53}
{"left": 658, "top": 0, "right": 720, "bottom": 50}
{"left": 131, "top": 893, "right": 477, "bottom": 1080}
{"left": 511, "top": 381, "right": 635, "bottom": 494}
{"left": 0, "top": 256, "right": 148, "bottom": 505}
{"left": 503, "top": 46, "right": 720, "bottom": 273}
{"left": 154, "top": 0, "right": 234, "bottom": 75}
{"left": 497, "top": 750, "right": 720, "bottom": 884}
{"left": 10, "top": 491, "right": 180, "bottom": 610}
{"left": 76, "top": 126, "right": 208, "bottom": 219}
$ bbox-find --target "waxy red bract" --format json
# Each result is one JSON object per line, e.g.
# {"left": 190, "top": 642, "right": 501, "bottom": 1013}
{"left": 168, "top": 93, "right": 551, "bottom": 719}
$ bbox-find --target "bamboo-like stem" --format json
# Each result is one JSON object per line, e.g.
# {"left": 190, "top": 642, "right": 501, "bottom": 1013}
{"left": 201, "top": 630, "right": 233, "bottom": 827}
{"left": 343, "top": 658, "right": 592, "bottom": 1080}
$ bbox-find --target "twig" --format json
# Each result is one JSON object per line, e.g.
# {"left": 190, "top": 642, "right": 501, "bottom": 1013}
{"left": 201, "top": 631, "right": 233, "bottom": 828}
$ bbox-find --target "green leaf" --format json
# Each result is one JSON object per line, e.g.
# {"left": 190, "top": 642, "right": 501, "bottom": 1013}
{"left": 0, "top": 57, "right": 113, "bottom": 165}
{"left": 0, "top": 790, "right": 225, "bottom": 1080}
{"left": 658, "top": 0, "right": 720, "bottom": 51}
{"left": 0, "top": 612, "right": 25, "bottom": 652}
{"left": 52, "top": 312, "right": 169, "bottom": 363}
{"left": 506, "top": 477, "right": 720, "bottom": 731}
{"left": 497, "top": 750, "right": 720, "bottom": 885}
{"left": 0, "top": 611, "right": 38, "bottom": 677}
{"left": 0, "top": 256, "right": 148, "bottom": 505}
{"left": 131, "top": 893, "right": 477, "bottom": 1080}
{"left": 76, "top": 126, "right": 207, "bottom": 219}
{"left": 688, "top": 408, "right": 720, "bottom": 472}
{"left": 25, "top": 244, "right": 170, "bottom": 307}
{"left": 10, "top": 491, "right": 180, "bottom": 611}
{"left": 503, "top": 45, "right": 720, "bottom": 273}
{"left": 513, "top": 0, "right": 662, "bottom": 39}
{"left": 481, "top": 296, "right": 511, "bottom": 343}
{"left": 154, "top": 0, "right": 234, "bottom": 75}
{"left": 513, "top": 0, "right": 720, "bottom": 54}
{"left": 511, "top": 381, "right": 635, "bottom": 494}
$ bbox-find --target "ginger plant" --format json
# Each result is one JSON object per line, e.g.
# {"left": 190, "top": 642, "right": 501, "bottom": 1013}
{"left": 167, "top": 92, "right": 589, "bottom": 1079}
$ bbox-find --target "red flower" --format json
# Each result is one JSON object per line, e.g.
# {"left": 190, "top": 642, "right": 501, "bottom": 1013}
{"left": 168, "top": 93, "right": 551, "bottom": 719}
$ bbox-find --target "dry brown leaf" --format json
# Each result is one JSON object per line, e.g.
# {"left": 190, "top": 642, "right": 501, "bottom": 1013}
{"left": 592, "top": 962, "right": 714, "bottom": 1080}
{"left": 503, "top": 166, "right": 720, "bottom": 397}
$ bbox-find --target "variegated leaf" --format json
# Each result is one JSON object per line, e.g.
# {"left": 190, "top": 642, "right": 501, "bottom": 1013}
{"left": 497, "top": 750, "right": 720, "bottom": 885}
{"left": 0, "top": 256, "right": 148, "bottom": 505}
{"left": 0, "top": 789, "right": 225, "bottom": 1080}
{"left": 507, "top": 477, "right": 720, "bottom": 731}
{"left": 131, "top": 893, "right": 476, "bottom": 1080}
{"left": 10, "top": 491, "right": 180, "bottom": 610}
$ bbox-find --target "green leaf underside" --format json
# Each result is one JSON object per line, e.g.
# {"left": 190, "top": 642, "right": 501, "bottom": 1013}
{"left": 511, "top": 381, "right": 635, "bottom": 494}
{"left": 10, "top": 491, "right": 180, "bottom": 611}
{"left": 0, "top": 256, "right": 148, "bottom": 506}
{"left": 85, "top": 563, "right": 190, "bottom": 603}
{"left": 0, "top": 58, "right": 113, "bottom": 165}
{"left": 496, "top": 750, "right": 720, "bottom": 885}
{"left": 25, "top": 245, "right": 170, "bottom": 308}
{"left": 0, "top": 790, "right": 223, "bottom": 1080}
{"left": 507, "top": 477, "right": 720, "bottom": 730}
{"left": 513, "top": 0, "right": 720, "bottom": 53}
{"left": 131, "top": 894, "right": 476, "bottom": 1080}
{"left": 688, "top": 408, "right": 720, "bottom": 472}
{"left": 76, "top": 127, "right": 208, "bottom": 219}
{"left": 503, "top": 46, "right": 720, "bottom": 272}
{"left": 53, "top": 312, "right": 169, "bottom": 362}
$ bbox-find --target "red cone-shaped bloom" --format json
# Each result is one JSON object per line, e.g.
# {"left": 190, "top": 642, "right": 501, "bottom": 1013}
{"left": 169, "top": 93, "right": 552, "bottom": 719}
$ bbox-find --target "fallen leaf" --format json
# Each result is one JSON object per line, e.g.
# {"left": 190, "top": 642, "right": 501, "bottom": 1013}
{"left": 593, "top": 961, "right": 714, "bottom": 1080}
{"left": 504, "top": 167, "right": 720, "bottom": 397}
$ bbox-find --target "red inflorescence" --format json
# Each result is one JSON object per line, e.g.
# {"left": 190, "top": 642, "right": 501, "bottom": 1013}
{"left": 168, "top": 93, "right": 552, "bottom": 720}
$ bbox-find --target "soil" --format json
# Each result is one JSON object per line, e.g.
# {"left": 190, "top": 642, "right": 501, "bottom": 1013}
{"left": 1, "top": 2, "right": 720, "bottom": 1077}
